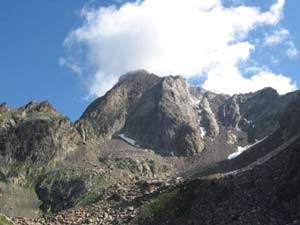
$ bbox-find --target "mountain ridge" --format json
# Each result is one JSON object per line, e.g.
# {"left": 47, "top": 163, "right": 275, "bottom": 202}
{"left": 1, "top": 70, "right": 300, "bottom": 225}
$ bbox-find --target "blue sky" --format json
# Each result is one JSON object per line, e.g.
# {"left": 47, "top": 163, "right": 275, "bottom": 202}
{"left": 0, "top": 0, "right": 299, "bottom": 121}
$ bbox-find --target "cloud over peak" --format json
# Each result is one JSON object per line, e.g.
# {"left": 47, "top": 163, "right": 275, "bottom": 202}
{"left": 62, "top": 0, "right": 297, "bottom": 97}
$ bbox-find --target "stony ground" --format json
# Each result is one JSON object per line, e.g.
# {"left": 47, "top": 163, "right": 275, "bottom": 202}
{"left": 12, "top": 178, "right": 182, "bottom": 225}
{"left": 6, "top": 136, "right": 300, "bottom": 225}
{"left": 137, "top": 136, "right": 300, "bottom": 225}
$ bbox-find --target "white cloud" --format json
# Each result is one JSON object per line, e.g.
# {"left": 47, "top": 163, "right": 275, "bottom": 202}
{"left": 264, "top": 28, "right": 289, "bottom": 45}
{"left": 202, "top": 66, "right": 297, "bottom": 95}
{"left": 63, "top": 0, "right": 297, "bottom": 97}
{"left": 286, "top": 41, "right": 298, "bottom": 58}
{"left": 263, "top": 28, "right": 298, "bottom": 58}
{"left": 59, "top": 57, "right": 82, "bottom": 75}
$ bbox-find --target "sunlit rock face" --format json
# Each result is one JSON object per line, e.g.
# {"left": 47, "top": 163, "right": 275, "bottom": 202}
{"left": 76, "top": 70, "right": 298, "bottom": 157}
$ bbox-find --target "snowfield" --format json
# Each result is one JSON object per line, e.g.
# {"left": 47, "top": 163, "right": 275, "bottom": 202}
{"left": 119, "top": 134, "right": 140, "bottom": 148}
{"left": 228, "top": 137, "right": 268, "bottom": 160}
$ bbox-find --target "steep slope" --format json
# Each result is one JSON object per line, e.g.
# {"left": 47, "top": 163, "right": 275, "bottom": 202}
{"left": 136, "top": 92, "right": 300, "bottom": 225}
{"left": 219, "top": 87, "right": 297, "bottom": 142}
{"left": 122, "top": 76, "right": 204, "bottom": 156}
{"left": 76, "top": 71, "right": 206, "bottom": 156}
{"left": 0, "top": 101, "right": 81, "bottom": 163}
{"left": 76, "top": 70, "right": 162, "bottom": 141}
{"left": 1, "top": 72, "right": 298, "bottom": 225}
{"left": 0, "top": 98, "right": 175, "bottom": 219}
{"left": 76, "top": 70, "right": 297, "bottom": 158}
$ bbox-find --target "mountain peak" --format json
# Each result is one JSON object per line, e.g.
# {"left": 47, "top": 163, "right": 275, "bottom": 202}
{"left": 36, "top": 101, "right": 57, "bottom": 113}
{"left": 24, "top": 99, "right": 38, "bottom": 110}
{"left": 0, "top": 102, "right": 9, "bottom": 113}
{"left": 257, "top": 87, "right": 278, "bottom": 96}
{"left": 118, "top": 69, "right": 155, "bottom": 82}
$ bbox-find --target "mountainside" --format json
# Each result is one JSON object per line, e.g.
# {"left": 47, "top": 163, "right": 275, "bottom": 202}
{"left": 137, "top": 92, "right": 300, "bottom": 225}
{"left": 77, "top": 70, "right": 297, "bottom": 158}
{"left": 0, "top": 101, "right": 81, "bottom": 163}
{"left": 1, "top": 70, "right": 300, "bottom": 225}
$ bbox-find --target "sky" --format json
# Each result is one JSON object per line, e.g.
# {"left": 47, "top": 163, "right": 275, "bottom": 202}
{"left": 0, "top": 0, "right": 299, "bottom": 121}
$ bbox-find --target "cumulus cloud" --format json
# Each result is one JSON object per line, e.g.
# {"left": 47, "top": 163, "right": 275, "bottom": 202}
{"left": 263, "top": 28, "right": 298, "bottom": 58}
{"left": 202, "top": 66, "right": 297, "bottom": 95}
{"left": 63, "top": 0, "right": 297, "bottom": 97}
{"left": 264, "top": 28, "right": 290, "bottom": 45}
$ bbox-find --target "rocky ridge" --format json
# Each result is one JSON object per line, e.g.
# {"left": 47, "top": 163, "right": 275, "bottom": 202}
{"left": 77, "top": 70, "right": 297, "bottom": 158}
{"left": 0, "top": 100, "right": 81, "bottom": 163}
{"left": 0, "top": 70, "right": 300, "bottom": 225}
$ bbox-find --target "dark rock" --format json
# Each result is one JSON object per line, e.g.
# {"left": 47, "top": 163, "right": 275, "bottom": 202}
{"left": 0, "top": 103, "right": 8, "bottom": 113}
{"left": 0, "top": 101, "right": 81, "bottom": 163}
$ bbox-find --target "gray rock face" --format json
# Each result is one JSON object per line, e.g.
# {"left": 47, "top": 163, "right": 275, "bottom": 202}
{"left": 76, "top": 70, "right": 162, "bottom": 142}
{"left": 77, "top": 73, "right": 205, "bottom": 156}
{"left": 0, "top": 101, "right": 81, "bottom": 163}
{"left": 77, "top": 70, "right": 298, "bottom": 157}
{"left": 219, "top": 87, "right": 297, "bottom": 142}
{"left": 123, "top": 76, "right": 204, "bottom": 156}
{"left": 199, "top": 97, "right": 220, "bottom": 137}
{"left": 0, "top": 103, "right": 8, "bottom": 113}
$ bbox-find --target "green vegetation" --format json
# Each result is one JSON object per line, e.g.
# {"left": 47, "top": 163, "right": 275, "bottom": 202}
{"left": 6, "top": 161, "right": 23, "bottom": 178}
{"left": 0, "top": 161, "right": 50, "bottom": 189}
{"left": 138, "top": 187, "right": 194, "bottom": 221}
{"left": 115, "top": 158, "right": 138, "bottom": 172}
{"left": 146, "top": 159, "right": 155, "bottom": 168}
{"left": 0, "top": 214, "right": 14, "bottom": 225}
{"left": 36, "top": 168, "right": 110, "bottom": 212}
{"left": 77, "top": 175, "right": 108, "bottom": 206}
{"left": 0, "top": 171, "right": 7, "bottom": 182}
{"left": 0, "top": 159, "right": 111, "bottom": 213}
{"left": 77, "top": 191, "right": 103, "bottom": 206}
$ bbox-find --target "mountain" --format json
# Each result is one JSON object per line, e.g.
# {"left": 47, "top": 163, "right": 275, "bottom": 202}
{"left": 76, "top": 70, "right": 297, "bottom": 158}
{"left": 0, "top": 100, "right": 81, "bottom": 163}
{"left": 136, "top": 91, "right": 300, "bottom": 225}
{"left": 1, "top": 70, "right": 300, "bottom": 225}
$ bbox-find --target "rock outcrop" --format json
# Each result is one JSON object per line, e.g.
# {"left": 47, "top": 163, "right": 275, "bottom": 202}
{"left": 76, "top": 71, "right": 297, "bottom": 157}
{"left": 77, "top": 72, "right": 205, "bottom": 156}
{"left": 0, "top": 70, "right": 299, "bottom": 225}
{"left": 76, "top": 70, "right": 162, "bottom": 142}
{"left": 123, "top": 76, "right": 204, "bottom": 156}
{"left": 0, "top": 101, "right": 81, "bottom": 163}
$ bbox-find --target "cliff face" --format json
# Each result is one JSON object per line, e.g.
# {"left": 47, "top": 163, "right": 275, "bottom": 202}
{"left": 76, "top": 71, "right": 297, "bottom": 157}
{"left": 1, "top": 71, "right": 300, "bottom": 225}
{"left": 0, "top": 100, "right": 81, "bottom": 163}
{"left": 76, "top": 72, "right": 208, "bottom": 156}
{"left": 76, "top": 70, "right": 162, "bottom": 142}
{"left": 136, "top": 92, "right": 300, "bottom": 225}
{"left": 122, "top": 76, "right": 204, "bottom": 156}
{"left": 1, "top": 72, "right": 297, "bottom": 160}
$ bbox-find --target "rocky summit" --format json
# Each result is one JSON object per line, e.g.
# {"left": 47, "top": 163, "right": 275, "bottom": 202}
{"left": 1, "top": 70, "right": 300, "bottom": 225}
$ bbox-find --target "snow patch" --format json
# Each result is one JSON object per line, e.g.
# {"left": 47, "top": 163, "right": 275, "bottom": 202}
{"left": 244, "top": 118, "right": 253, "bottom": 124}
{"left": 227, "top": 137, "right": 268, "bottom": 160}
{"left": 119, "top": 134, "right": 140, "bottom": 148}
{"left": 200, "top": 127, "right": 207, "bottom": 138}
{"left": 190, "top": 96, "right": 201, "bottom": 107}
